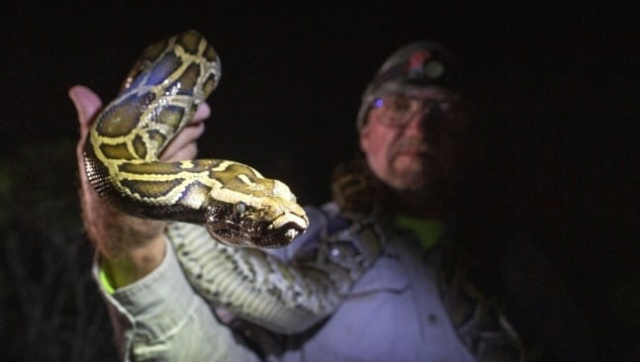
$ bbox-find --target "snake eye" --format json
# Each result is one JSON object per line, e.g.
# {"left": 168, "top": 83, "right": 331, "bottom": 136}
{"left": 234, "top": 201, "right": 247, "bottom": 215}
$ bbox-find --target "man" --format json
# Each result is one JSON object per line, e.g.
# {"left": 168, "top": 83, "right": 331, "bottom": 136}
{"left": 72, "top": 40, "right": 591, "bottom": 361}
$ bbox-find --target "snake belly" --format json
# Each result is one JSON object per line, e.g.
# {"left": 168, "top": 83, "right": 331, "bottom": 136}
{"left": 83, "top": 30, "right": 308, "bottom": 248}
{"left": 83, "top": 30, "right": 383, "bottom": 333}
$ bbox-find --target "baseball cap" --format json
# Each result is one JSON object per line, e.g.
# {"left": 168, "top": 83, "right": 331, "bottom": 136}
{"left": 356, "top": 41, "right": 457, "bottom": 130}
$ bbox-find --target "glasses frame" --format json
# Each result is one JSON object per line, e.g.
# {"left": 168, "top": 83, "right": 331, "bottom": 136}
{"left": 370, "top": 94, "right": 468, "bottom": 128}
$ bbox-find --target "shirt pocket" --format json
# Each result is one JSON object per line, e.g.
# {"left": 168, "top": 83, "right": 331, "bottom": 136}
{"left": 348, "top": 255, "right": 410, "bottom": 296}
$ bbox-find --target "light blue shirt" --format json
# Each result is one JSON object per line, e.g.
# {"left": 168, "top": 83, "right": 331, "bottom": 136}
{"left": 95, "top": 204, "right": 476, "bottom": 361}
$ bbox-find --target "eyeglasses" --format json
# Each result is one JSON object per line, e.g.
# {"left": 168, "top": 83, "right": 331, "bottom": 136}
{"left": 370, "top": 95, "right": 468, "bottom": 128}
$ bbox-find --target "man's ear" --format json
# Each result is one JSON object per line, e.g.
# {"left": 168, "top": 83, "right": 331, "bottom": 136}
{"left": 359, "top": 124, "right": 371, "bottom": 153}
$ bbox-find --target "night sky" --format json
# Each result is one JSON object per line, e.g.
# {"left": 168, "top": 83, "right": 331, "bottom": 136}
{"left": 4, "top": 3, "right": 635, "bottom": 203}
{"left": 2, "top": 2, "right": 638, "bottom": 356}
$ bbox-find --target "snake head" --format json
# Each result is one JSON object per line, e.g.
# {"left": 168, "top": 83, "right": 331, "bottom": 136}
{"left": 203, "top": 180, "right": 309, "bottom": 248}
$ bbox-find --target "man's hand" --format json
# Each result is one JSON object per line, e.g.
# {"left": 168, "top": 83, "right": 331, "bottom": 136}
{"left": 70, "top": 85, "right": 210, "bottom": 288}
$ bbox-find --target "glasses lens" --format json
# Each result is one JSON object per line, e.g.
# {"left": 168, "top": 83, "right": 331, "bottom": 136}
{"left": 372, "top": 95, "right": 469, "bottom": 129}
{"left": 373, "top": 96, "right": 421, "bottom": 126}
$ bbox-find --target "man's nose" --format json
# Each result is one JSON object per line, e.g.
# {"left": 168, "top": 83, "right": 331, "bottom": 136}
{"left": 403, "top": 113, "right": 423, "bottom": 134}
{"left": 404, "top": 109, "right": 430, "bottom": 133}
{"left": 403, "top": 108, "right": 440, "bottom": 140}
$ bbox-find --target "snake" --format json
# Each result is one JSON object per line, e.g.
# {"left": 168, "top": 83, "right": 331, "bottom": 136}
{"left": 83, "top": 30, "right": 382, "bottom": 333}
{"left": 83, "top": 30, "right": 308, "bottom": 248}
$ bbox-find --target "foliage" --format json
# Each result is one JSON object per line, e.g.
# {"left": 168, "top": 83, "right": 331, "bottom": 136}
{"left": 0, "top": 139, "right": 117, "bottom": 361}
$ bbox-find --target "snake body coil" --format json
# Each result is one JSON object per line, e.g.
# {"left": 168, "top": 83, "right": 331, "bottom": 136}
{"left": 84, "top": 30, "right": 308, "bottom": 248}
{"left": 83, "top": 30, "right": 382, "bottom": 334}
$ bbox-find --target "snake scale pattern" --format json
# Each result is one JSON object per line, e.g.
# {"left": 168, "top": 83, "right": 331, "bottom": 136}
{"left": 83, "top": 30, "right": 308, "bottom": 248}
{"left": 84, "top": 30, "right": 382, "bottom": 332}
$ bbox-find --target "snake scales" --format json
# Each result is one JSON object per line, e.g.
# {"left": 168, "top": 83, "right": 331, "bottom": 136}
{"left": 84, "top": 30, "right": 382, "bottom": 333}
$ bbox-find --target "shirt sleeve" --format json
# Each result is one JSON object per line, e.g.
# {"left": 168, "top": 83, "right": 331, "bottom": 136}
{"left": 92, "top": 236, "right": 260, "bottom": 362}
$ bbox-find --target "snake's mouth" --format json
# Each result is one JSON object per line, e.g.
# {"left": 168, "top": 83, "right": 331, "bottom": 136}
{"left": 205, "top": 221, "right": 304, "bottom": 248}
{"left": 261, "top": 222, "right": 306, "bottom": 248}
{"left": 204, "top": 201, "right": 307, "bottom": 248}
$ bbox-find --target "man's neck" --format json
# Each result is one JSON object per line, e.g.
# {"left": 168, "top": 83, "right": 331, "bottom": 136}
{"left": 387, "top": 188, "right": 450, "bottom": 220}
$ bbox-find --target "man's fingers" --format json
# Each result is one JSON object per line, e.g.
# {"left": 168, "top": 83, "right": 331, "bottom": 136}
{"left": 165, "top": 143, "right": 199, "bottom": 163}
{"left": 193, "top": 102, "right": 211, "bottom": 122}
{"left": 161, "top": 103, "right": 209, "bottom": 161}
{"left": 161, "top": 122, "right": 205, "bottom": 161}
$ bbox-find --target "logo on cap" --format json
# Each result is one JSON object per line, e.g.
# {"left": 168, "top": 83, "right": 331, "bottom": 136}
{"left": 407, "top": 50, "right": 445, "bottom": 81}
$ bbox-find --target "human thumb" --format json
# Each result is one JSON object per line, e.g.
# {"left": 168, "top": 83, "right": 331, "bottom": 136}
{"left": 68, "top": 85, "right": 103, "bottom": 132}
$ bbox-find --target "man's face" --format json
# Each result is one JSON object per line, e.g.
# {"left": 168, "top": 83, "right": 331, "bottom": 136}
{"left": 359, "top": 87, "right": 472, "bottom": 193}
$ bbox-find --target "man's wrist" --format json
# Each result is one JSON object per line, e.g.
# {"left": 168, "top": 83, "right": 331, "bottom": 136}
{"left": 101, "top": 234, "right": 167, "bottom": 289}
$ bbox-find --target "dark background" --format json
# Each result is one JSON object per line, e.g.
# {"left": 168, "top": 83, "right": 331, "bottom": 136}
{"left": 1, "top": 2, "right": 637, "bottom": 361}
